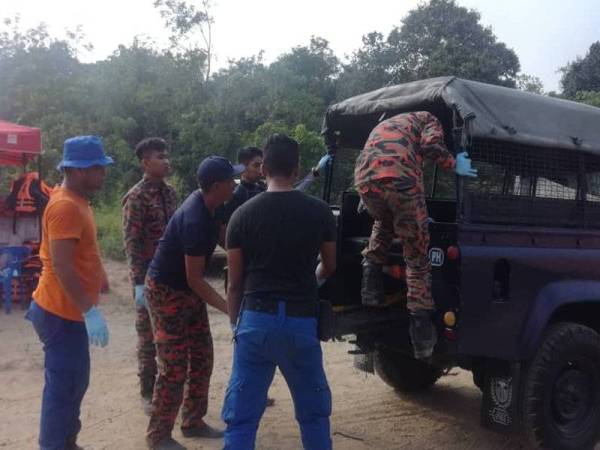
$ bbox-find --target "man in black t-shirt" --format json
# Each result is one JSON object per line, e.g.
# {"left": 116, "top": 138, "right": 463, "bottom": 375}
{"left": 219, "top": 146, "right": 266, "bottom": 224}
{"left": 219, "top": 147, "right": 278, "bottom": 408}
{"left": 222, "top": 134, "right": 337, "bottom": 450}
{"left": 145, "top": 156, "right": 244, "bottom": 450}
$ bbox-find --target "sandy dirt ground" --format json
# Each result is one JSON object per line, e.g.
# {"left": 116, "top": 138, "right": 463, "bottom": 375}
{"left": 0, "top": 257, "right": 537, "bottom": 450}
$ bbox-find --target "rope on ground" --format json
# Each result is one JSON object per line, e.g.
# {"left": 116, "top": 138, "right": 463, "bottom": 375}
{"left": 333, "top": 430, "right": 365, "bottom": 441}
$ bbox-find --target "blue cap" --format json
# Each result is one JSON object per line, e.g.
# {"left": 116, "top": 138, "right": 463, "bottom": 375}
{"left": 57, "top": 136, "right": 114, "bottom": 170}
{"left": 196, "top": 156, "right": 245, "bottom": 185}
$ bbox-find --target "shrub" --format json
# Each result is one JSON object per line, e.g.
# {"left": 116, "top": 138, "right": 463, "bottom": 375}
{"left": 95, "top": 200, "right": 125, "bottom": 261}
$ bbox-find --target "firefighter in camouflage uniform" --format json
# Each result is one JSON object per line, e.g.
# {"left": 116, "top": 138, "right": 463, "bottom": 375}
{"left": 354, "top": 111, "right": 477, "bottom": 359}
{"left": 123, "top": 138, "right": 177, "bottom": 411}
{"left": 145, "top": 156, "right": 244, "bottom": 450}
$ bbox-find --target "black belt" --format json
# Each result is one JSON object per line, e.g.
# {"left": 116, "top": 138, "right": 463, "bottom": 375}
{"left": 243, "top": 296, "right": 317, "bottom": 318}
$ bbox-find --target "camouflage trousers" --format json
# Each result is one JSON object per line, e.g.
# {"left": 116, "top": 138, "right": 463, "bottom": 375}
{"left": 145, "top": 278, "right": 214, "bottom": 445}
{"left": 135, "top": 300, "right": 157, "bottom": 397}
{"left": 359, "top": 179, "right": 434, "bottom": 312}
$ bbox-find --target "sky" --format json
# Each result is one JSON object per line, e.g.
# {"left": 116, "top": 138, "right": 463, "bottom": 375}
{"left": 2, "top": 0, "right": 600, "bottom": 92}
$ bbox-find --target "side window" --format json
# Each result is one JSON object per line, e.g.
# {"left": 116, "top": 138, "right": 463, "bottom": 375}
{"left": 328, "top": 148, "right": 360, "bottom": 206}
{"left": 586, "top": 155, "right": 600, "bottom": 203}
{"left": 423, "top": 160, "right": 456, "bottom": 200}
{"left": 464, "top": 139, "right": 588, "bottom": 228}
{"left": 461, "top": 158, "right": 511, "bottom": 195}
{"left": 534, "top": 177, "right": 578, "bottom": 200}
{"left": 584, "top": 155, "right": 600, "bottom": 227}
{"left": 466, "top": 141, "right": 580, "bottom": 199}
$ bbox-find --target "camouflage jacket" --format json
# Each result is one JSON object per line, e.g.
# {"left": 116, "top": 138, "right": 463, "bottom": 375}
{"left": 354, "top": 111, "right": 456, "bottom": 190}
{"left": 122, "top": 178, "right": 177, "bottom": 286}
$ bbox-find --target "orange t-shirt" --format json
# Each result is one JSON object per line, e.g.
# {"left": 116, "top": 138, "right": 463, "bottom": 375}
{"left": 33, "top": 187, "right": 103, "bottom": 321}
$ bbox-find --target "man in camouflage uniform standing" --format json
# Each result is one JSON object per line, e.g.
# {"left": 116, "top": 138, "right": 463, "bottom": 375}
{"left": 355, "top": 111, "right": 477, "bottom": 359}
{"left": 123, "top": 138, "right": 177, "bottom": 411}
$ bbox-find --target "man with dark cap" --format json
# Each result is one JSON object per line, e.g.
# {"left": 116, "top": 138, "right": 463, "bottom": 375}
{"left": 26, "top": 135, "right": 113, "bottom": 450}
{"left": 222, "top": 134, "right": 337, "bottom": 450}
{"left": 122, "top": 137, "right": 177, "bottom": 412}
{"left": 145, "top": 156, "right": 244, "bottom": 450}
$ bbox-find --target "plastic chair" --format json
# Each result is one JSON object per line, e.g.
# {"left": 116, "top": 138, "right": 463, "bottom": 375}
{"left": 0, "top": 246, "right": 31, "bottom": 313}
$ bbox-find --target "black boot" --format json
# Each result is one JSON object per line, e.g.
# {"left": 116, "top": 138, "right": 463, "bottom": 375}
{"left": 409, "top": 310, "right": 438, "bottom": 360}
{"left": 181, "top": 422, "right": 224, "bottom": 438}
{"left": 147, "top": 436, "right": 187, "bottom": 450}
{"left": 361, "top": 259, "right": 385, "bottom": 306}
{"left": 65, "top": 435, "right": 84, "bottom": 450}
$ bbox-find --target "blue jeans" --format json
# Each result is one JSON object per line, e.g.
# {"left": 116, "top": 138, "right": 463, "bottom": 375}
{"left": 222, "top": 301, "right": 332, "bottom": 450}
{"left": 26, "top": 301, "right": 90, "bottom": 450}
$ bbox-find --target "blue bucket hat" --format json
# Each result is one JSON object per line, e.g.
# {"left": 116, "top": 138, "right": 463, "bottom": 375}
{"left": 57, "top": 135, "right": 114, "bottom": 170}
{"left": 197, "top": 156, "right": 245, "bottom": 186}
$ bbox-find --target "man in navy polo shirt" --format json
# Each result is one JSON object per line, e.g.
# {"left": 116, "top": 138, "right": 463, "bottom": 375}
{"left": 145, "top": 156, "right": 244, "bottom": 450}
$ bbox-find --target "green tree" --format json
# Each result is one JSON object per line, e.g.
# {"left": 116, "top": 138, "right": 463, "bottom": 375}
{"left": 271, "top": 37, "right": 339, "bottom": 103}
{"left": 336, "top": 32, "right": 402, "bottom": 99}
{"left": 209, "top": 54, "right": 271, "bottom": 133}
{"left": 0, "top": 16, "right": 96, "bottom": 185}
{"left": 247, "top": 122, "right": 325, "bottom": 170}
{"left": 516, "top": 73, "right": 544, "bottom": 95}
{"left": 575, "top": 90, "right": 600, "bottom": 108}
{"left": 396, "top": 0, "right": 520, "bottom": 86}
{"left": 266, "top": 37, "right": 339, "bottom": 130}
{"left": 153, "top": 0, "right": 213, "bottom": 81}
{"left": 338, "top": 0, "right": 521, "bottom": 98}
{"left": 205, "top": 37, "right": 338, "bottom": 140}
{"left": 561, "top": 42, "right": 600, "bottom": 98}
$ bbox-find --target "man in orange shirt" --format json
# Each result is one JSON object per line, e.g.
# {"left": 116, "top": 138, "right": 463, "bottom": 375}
{"left": 26, "top": 135, "right": 113, "bottom": 450}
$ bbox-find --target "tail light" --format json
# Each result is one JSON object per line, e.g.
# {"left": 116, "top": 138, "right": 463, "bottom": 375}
{"left": 446, "top": 245, "right": 460, "bottom": 260}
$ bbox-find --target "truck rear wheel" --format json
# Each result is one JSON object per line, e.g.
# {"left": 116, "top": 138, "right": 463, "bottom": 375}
{"left": 374, "top": 347, "right": 443, "bottom": 392}
{"left": 522, "top": 322, "right": 600, "bottom": 450}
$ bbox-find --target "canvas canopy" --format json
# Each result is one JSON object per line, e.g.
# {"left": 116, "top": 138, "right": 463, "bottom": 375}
{"left": 0, "top": 120, "right": 42, "bottom": 166}
{"left": 322, "top": 76, "right": 600, "bottom": 154}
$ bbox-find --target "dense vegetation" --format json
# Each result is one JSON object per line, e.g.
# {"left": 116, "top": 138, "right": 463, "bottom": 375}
{"left": 1, "top": 0, "right": 598, "bottom": 259}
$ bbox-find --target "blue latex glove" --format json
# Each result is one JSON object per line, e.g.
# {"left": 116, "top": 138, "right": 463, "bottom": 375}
{"left": 295, "top": 173, "right": 315, "bottom": 191}
{"left": 316, "top": 154, "right": 332, "bottom": 172}
{"left": 134, "top": 284, "right": 147, "bottom": 309}
{"left": 84, "top": 306, "right": 109, "bottom": 347}
{"left": 455, "top": 152, "right": 478, "bottom": 177}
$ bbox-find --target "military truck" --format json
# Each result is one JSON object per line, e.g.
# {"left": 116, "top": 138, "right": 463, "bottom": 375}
{"left": 318, "top": 77, "right": 600, "bottom": 450}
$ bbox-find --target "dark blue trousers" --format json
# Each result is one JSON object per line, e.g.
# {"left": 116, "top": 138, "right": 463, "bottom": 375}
{"left": 26, "top": 301, "right": 90, "bottom": 450}
{"left": 222, "top": 301, "right": 332, "bottom": 450}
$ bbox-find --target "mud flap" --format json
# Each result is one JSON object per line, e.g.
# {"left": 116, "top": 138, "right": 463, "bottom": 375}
{"left": 480, "top": 360, "right": 522, "bottom": 433}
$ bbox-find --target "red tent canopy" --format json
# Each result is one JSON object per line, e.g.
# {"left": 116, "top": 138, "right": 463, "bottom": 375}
{"left": 0, "top": 120, "right": 42, "bottom": 166}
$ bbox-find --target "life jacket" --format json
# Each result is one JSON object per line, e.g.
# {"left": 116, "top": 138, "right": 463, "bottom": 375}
{"left": 22, "top": 240, "right": 42, "bottom": 271}
{"left": 6, "top": 172, "right": 52, "bottom": 213}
